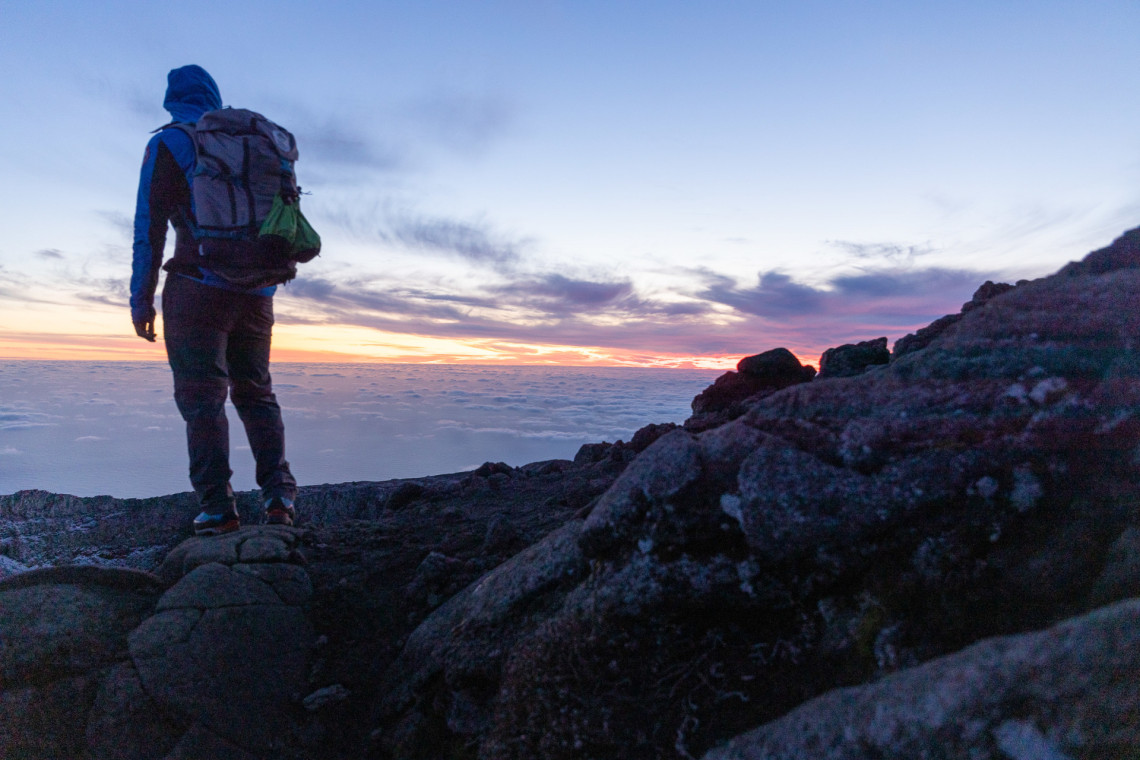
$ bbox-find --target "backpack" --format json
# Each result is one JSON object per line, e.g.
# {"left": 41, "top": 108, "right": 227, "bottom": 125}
{"left": 173, "top": 107, "right": 320, "bottom": 288}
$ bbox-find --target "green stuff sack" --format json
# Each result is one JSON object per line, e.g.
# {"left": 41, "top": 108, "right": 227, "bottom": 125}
{"left": 291, "top": 205, "right": 321, "bottom": 263}
{"left": 259, "top": 194, "right": 321, "bottom": 264}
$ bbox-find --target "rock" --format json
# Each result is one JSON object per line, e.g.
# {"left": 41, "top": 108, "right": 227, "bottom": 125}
{"left": 892, "top": 280, "right": 1015, "bottom": 359}
{"left": 154, "top": 525, "right": 303, "bottom": 585}
{"left": 405, "top": 551, "right": 467, "bottom": 603}
{"left": 0, "top": 676, "right": 98, "bottom": 759}
{"left": 86, "top": 661, "right": 183, "bottom": 760}
{"left": 686, "top": 348, "right": 815, "bottom": 432}
{"left": 162, "top": 723, "right": 262, "bottom": 760}
{"left": 0, "top": 567, "right": 160, "bottom": 682}
{"left": 377, "top": 520, "right": 588, "bottom": 757}
{"left": 703, "top": 598, "right": 1140, "bottom": 760}
{"left": 574, "top": 440, "right": 615, "bottom": 464}
{"left": 629, "top": 421, "right": 679, "bottom": 453}
{"left": 474, "top": 461, "right": 513, "bottom": 478}
{"left": 579, "top": 429, "right": 703, "bottom": 557}
{"left": 0, "top": 554, "right": 27, "bottom": 581}
{"left": 380, "top": 232, "right": 1140, "bottom": 758}
{"left": 735, "top": 347, "right": 814, "bottom": 380}
{"left": 961, "top": 279, "right": 1016, "bottom": 312}
{"left": 817, "top": 336, "right": 889, "bottom": 378}
{"left": 1089, "top": 525, "right": 1140, "bottom": 606}
{"left": 155, "top": 562, "right": 284, "bottom": 610}
{"left": 1059, "top": 224, "right": 1140, "bottom": 276}
{"left": 386, "top": 480, "right": 426, "bottom": 510}
{"left": 483, "top": 514, "right": 521, "bottom": 554}
{"left": 304, "top": 683, "right": 351, "bottom": 711}
{"left": 891, "top": 311, "right": 963, "bottom": 359}
{"left": 0, "top": 489, "right": 197, "bottom": 571}
{"left": 0, "top": 567, "right": 163, "bottom": 760}
{"left": 129, "top": 533, "right": 314, "bottom": 754}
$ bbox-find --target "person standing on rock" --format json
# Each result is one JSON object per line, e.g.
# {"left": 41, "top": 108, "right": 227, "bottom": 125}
{"left": 129, "top": 65, "right": 298, "bottom": 535}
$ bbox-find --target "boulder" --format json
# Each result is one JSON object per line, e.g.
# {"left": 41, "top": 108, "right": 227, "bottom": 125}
{"left": 130, "top": 530, "right": 314, "bottom": 754}
{"left": 817, "top": 336, "right": 889, "bottom": 378}
{"left": 685, "top": 348, "right": 815, "bottom": 432}
{"left": 0, "top": 529, "right": 314, "bottom": 760}
{"left": 0, "top": 567, "right": 163, "bottom": 760}
{"left": 703, "top": 598, "right": 1140, "bottom": 760}
{"left": 377, "top": 520, "right": 589, "bottom": 758}
{"left": 628, "top": 421, "right": 679, "bottom": 453}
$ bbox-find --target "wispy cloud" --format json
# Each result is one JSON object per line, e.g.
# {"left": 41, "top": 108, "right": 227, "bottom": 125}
{"left": 36, "top": 249, "right": 64, "bottom": 260}
{"left": 403, "top": 91, "right": 512, "bottom": 156}
{"left": 697, "top": 264, "right": 989, "bottom": 327}
{"left": 297, "top": 122, "right": 404, "bottom": 172}
{"left": 827, "top": 240, "right": 936, "bottom": 264}
{"left": 282, "top": 90, "right": 513, "bottom": 181}
{"left": 489, "top": 274, "right": 633, "bottom": 316}
{"left": 386, "top": 213, "right": 527, "bottom": 268}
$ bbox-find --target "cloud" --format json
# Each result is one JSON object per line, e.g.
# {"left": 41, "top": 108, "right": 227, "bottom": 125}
{"left": 0, "top": 408, "right": 59, "bottom": 430}
{"left": 831, "top": 268, "right": 982, "bottom": 300}
{"left": 490, "top": 274, "right": 634, "bottom": 315}
{"left": 276, "top": 266, "right": 732, "bottom": 358}
{"left": 75, "top": 277, "right": 130, "bottom": 309}
{"left": 297, "top": 122, "right": 403, "bottom": 172}
{"left": 828, "top": 240, "right": 935, "bottom": 264}
{"left": 403, "top": 92, "right": 512, "bottom": 156}
{"left": 97, "top": 211, "right": 133, "bottom": 237}
{"left": 36, "top": 249, "right": 64, "bottom": 260}
{"left": 698, "top": 270, "right": 825, "bottom": 317}
{"left": 697, "top": 264, "right": 991, "bottom": 332}
{"left": 282, "top": 91, "right": 512, "bottom": 181}
{"left": 386, "top": 214, "right": 526, "bottom": 267}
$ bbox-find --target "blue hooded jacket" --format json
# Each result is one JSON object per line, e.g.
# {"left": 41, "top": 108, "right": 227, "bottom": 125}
{"left": 163, "top": 65, "right": 222, "bottom": 123}
{"left": 130, "top": 66, "right": 272, "bottom": 324}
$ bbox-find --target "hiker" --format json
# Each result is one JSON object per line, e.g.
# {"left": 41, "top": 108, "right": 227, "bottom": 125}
{"left": 129, "top": 65, "right": 298, "bottom": 535}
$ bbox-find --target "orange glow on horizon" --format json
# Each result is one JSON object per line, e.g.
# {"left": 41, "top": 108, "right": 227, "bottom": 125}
{"left": 0, "top": 327, "right": 822, "bottom": 370}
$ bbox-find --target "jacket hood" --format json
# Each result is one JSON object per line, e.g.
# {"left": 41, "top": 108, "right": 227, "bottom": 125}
{"left": 163, "top": 65, "right": 222, "bottom": 123}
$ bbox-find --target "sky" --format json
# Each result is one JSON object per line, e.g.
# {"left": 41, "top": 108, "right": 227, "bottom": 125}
{"left": 1, "top": 1, "right": 1138, "bottom": 368}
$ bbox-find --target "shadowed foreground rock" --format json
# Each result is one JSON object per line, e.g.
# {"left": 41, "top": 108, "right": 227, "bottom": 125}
{"left": 2, "top": 228, "right": 1140, "bottom": 759}
{"left": 704, "top": 598, "right": 1140, "bottom": 760}
{"left": 0, "top": 528, "right": 312, "bottom": 760}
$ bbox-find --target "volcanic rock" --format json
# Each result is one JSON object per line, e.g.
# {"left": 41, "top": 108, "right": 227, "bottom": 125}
{"left": 817, "top": 336, "right": 889, "bottom": 378}
{"left": 892, "top": 279, "right": 1016, "bottom": 359}
{"left": 703, "top": 598, "right": 1140, "bottom": 760}
{"left": 379, "top": 231, "right": 1140, "bottom": 758}
{"left": 685, "top": 347, "right": 816, "bottom": 432}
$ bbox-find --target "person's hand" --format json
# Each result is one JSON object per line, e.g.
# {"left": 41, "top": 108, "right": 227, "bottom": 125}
{"left": 134, "top": 317, "right": 156, "bottom": 342}
{"left": 133, "top": 305, "right": 157, "bottom": 342}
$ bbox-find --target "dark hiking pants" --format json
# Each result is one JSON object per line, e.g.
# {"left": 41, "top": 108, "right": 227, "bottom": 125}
{"left": 162, "top": 274, "right": 297, "bottom": 511}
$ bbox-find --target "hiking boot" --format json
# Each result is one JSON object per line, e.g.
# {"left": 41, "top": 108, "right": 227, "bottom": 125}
{"left": 193, "top": 508, "right": 240, "bottom": 536}
{"left": 264, "top": 495, "right": 296, "bottom": 526}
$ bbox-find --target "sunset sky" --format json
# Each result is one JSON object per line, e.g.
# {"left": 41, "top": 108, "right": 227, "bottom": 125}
{"left": 2, "top": 1, "right": 1139, "bottom": 367}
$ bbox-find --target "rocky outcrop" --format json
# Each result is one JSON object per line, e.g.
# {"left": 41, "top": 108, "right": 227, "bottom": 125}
{"left": 703, "top": 598, "right": 1140, "bottom": 760}
{"left": 891, "top": 279, "right": 1016, "bottom": 359}
{"left": 817, "top": 336, "right": 889, "bottom": 378}
{"left": 377, "top": 232, "right": 1140, "bottom": 758}
{"left": 3, "top": 230, "right": 1140, "bottom": 759}
{"left": 685, "top": 348, "right": 816, "bottom": 432}
{"left": 0, "top": 528, "right": 313, "bottom": 760}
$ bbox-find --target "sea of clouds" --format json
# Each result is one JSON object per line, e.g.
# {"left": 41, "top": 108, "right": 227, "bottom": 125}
{"left": 0, "top": 362, "right": 718, "bottom": 499}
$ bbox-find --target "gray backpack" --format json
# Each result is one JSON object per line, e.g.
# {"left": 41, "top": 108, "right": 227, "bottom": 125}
{"left": 173, "top": 107, "right": 319, "bottom": 287}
